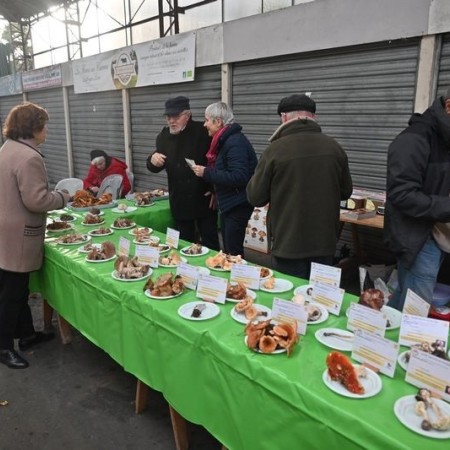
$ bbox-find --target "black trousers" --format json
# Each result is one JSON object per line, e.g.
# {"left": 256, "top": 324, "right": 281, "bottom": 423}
{"left": 220, "top": 203, "right": 254, "bottom": 256}
{"left": 0, "top": 269, "right": 35, "bottom": 349}
{"left": 175, "top": 209, "right": 220, "bottom": 251}
{"left": 271, "top": 255, "right": 334, "bottom": 281}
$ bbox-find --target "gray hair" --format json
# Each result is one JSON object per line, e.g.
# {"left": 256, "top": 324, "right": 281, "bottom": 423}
{"left": 91, "top": 156, "right": 105, "bottom": 166}
{"left": 205, "top": 102, "right": 235, "bottom": 125}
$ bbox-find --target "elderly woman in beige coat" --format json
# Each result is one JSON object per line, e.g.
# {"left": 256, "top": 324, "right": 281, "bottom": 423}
{"left": 0, "top": 102, "right": 70, "bottom": 369}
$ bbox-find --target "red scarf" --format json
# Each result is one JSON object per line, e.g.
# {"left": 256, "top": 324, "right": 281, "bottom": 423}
{"left": 206, "top": 126, "right": 229, "bottom": 167}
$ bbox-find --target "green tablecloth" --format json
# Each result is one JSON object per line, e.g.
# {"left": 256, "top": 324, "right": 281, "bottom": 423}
{"left": 30, "top": 213, "right": 449, "bottom": 450}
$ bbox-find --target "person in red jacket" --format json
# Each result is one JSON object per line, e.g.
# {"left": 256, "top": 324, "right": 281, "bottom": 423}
{"left": 83, "top": 149, "right": 131, "bottom": 197}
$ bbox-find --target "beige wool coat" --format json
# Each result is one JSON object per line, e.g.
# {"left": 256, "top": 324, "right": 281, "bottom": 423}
{"left": 0, "top": 139, "right": 70, "bottom": 272}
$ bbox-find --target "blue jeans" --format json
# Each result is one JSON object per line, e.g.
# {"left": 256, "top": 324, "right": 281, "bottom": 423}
{"left": 388, "top": 238, "right": 444, "bottom": 311}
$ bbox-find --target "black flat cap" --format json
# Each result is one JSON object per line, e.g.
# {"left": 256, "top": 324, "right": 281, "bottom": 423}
{"left": 164, "top": 96, "right": 190, "bottom": 115}
{"left": 277, "top": 94, "right": 316, "bottom": 115}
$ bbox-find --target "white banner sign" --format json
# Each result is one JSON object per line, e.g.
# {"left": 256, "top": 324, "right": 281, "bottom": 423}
{"left": 73, "top": 32, "right": 196, "bottom": 93}
{"left": 22, "top": 65, "right": 62, "bottom": 91}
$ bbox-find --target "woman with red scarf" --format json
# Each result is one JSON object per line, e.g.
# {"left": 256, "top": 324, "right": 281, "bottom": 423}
{"left": 192, "top": 102, "right": 257, "bottom": 256}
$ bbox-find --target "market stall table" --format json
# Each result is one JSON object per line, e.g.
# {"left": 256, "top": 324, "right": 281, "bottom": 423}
{"left": 30, "top": 219, "right": 449, "bottom": 450}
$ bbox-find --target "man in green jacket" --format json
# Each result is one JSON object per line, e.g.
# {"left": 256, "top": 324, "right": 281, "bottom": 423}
{"left": 247, "top": 94, "right": 353, "bottom": 279}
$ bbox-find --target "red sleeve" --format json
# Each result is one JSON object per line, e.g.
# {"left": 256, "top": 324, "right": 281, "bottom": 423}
{"left": 83, "top": 165, "right": 101, "bottom": 190}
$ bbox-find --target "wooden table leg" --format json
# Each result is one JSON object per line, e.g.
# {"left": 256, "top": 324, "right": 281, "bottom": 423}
{"left": 43, "top": 299, "right": 54, "bottom": 331}
{"left": 135, "top": 380, "right": 150, "bottom": 414}
{"left": 169, "top": 405, "right": 189, "bottom": 450}
{"left": 57, "top": 314, "right": 72, "bottom": 344}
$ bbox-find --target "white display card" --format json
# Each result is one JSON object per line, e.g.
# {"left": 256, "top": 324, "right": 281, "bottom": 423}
{"left": 399, "top": 314, "right": 449, "bottom": 348}
{"left": 165, "top": 228, "right": 180, "bottom": 249}
{"left": 230, "top": 264, "right": 261, "bottom": 290}
{"left": 311, "top": 282, "right": 344, "bottom": 315}
{"left": 135, "top": 245, "right": 159, "bottom": 268}
{"left": 402, "top": 288, "right": 430, "bottom": 317}
{"left": 196, "top": 274, "right": 228, "bottom": 304}
{"left": 118, "top": 236, "right": 130, "bottom": 256}
{"left": 352, "top": 329, "right": 399, "bottom": 378}
{"left": 176, "top": 262, "right": 200, "bottom": 290}
{"left": 406, "top": 350, "right": 450, "bottom": 402}
{"left": 347, "top": 303, "right": 386, "bottom": 336}
{"left": 310, "top": 262, "right": 341, "bottom": 287}
{"left": 271, "top": 297, "right": 307, "bottom": 335}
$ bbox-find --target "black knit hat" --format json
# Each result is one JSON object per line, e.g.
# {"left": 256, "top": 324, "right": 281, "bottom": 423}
{"left": 164, "top": 96, "right": 190, "bottom": 115}
{"left": 90, "top": 149, "right": 108, "bottom": 161}
{"left": 277, "top": 94, "right": 316, "bottom": 115}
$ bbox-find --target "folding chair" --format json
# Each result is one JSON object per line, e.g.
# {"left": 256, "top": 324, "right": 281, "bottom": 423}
{"left": 54, "top": 178, "right": 84, "bottom": 196}
{"left": 97, "top": 174, "right": 123, "bottom": 199}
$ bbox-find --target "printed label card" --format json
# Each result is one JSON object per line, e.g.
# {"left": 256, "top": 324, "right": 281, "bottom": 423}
{"left": 177, "top": 262, "right": 201, "bottom": 290}
{"left": 135, "top": 245, "right": 159, "bottom": 268}
{"left": 271, "top": 297, "right": 307, "bottom": 335}
{"left": 230, "top": 264, "right": 261, "bottom": 290}
{"left": 118, "top": 236, "right": 130, "bottom": 257}
{"left": 347, "top": 303, "right": 386, "bottom": 336}
{"left": 310, "top": 281, "right": 344, "bottom": 316}
{"left": 399, "top": 314, "right": 449, "bottom": 348}
{"left": 310, "top": 262, "right": 341, "bottom": 287}
{"left": 196, "top": 274, "right": 228, "bottom": 304}
{"left": 352, "top": 329, "right": 399, "bottom": 377}
{"left": 402, "top": 288, "right": 431, "bottom": 317}
{"left": 165, "top": 228, "right": 180, "bottom": 249}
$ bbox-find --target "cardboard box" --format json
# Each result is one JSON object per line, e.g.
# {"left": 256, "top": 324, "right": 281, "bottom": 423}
{"left": 244, "top": 205, "right": 269, "bottom": 253}
{"left": 341, "top": 208, "right": 377, "bottom": 220}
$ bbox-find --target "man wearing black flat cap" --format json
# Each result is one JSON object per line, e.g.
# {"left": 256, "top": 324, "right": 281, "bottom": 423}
{"left": 147, "top": 96, "right": 220, "bottom": 249}
{"left": 247, "top": 93, "right": 353, "bottom": 279}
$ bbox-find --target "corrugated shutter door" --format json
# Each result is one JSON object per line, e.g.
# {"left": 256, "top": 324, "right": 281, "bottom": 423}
{"left": 232, "top": 39, "right": 420, "bottom": 261}
{"left": 27, "top": 88, "right": 67, "bottom": 187}
{"left": 437, "top": 33, "right": 450, "bottom": 97}
{"left": 0, "top": 95, "right": 23, "bottom": 145}
{"left": 129, "top": 65, "right": 221, "bottom": 192}
{"left": 68, "top": 87, "right": 125, "bottom": 182}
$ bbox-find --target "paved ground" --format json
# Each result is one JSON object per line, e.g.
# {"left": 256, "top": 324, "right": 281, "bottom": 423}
{"left": 0, "top": 248, "right": 361, "bottom": 450}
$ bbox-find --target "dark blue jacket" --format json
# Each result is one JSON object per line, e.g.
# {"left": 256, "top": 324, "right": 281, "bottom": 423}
{"left": 203, "top": 123, "right": 257, "bottom": 213}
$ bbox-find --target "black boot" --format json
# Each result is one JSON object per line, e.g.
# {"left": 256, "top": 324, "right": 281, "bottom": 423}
{"left": 19, "top": 331, "right": 55, "bottom": 351}
{"left": 0, "top": 349, "right": 29, "bottom": 369}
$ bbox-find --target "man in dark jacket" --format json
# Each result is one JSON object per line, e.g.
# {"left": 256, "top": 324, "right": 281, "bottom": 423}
{"left": 147, "top": 96, "right": 220, "bottom": 250}
{"left": 246, "top": 94, "right": 353, "bottom": 279}
{"left": 384, "top": 88, "right": 450, "bottom": 310}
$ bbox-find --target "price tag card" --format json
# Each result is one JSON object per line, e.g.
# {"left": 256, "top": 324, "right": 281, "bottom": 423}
{"left": 177, "top": 262, "right": 200, "bottom": 290}
{"left": 402, "top": 288, "right": 430, "bottom": 317}
{"left": 118, "top": 236, "right": 130, "bottom": 256}
{"left": 399, "top": 314, "right": 449, "bottom": 348}
{"left": 135, "top": 245, "right": 159, "bottom": 268}
{"left": 406, "top": 350, "right": 450, "bottom": 402}
{"left": 347, "top": 303, "right": 386, "bottom": 336}
{"left": 352, "top": 329, "right": 399, "bottom": 378}
{"left": 271, "top": 297, "right": 307, "bottom": 335}
{"left": 230, "top": 264, "right": 260, "bottom": 290}
{"left": 165, "top": 228, "right": 180, "bottom": 249}
{"left": 310, "top": 263, "right": 341, "bottom": 287}
{"left": 196, "top": 274, "right": 228, "bottom": 304}
{"left": 310, "top": 282, "right": 344, "bottom": 315}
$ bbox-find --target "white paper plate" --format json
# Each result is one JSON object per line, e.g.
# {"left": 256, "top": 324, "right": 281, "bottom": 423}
{"left": 85, "top": 254, "right": 116, "bottom": 263}
{"left": 231, "top": 304, "right": 272, "bottom": 324}
{"left": 306, "top": 303, "right": 329, "bottom": 325}
{"left": 206, "top": 258, "right": 247, "bottom": 272}
{"left": 111, "top": 222, "right": 136, "bottom": 230}
{"left": 68, "top": 201, "right": 117, "bottom": 211}
{"left": 135, "top": 203, "right": 154, "bottom": 208}
{"left": 46, "top": 223, "right": 74, "bottom": 233}
{"left": 197, "top": 267, "right": 210, "bottom": 277}
{"left": 88, "top": 228, "right": 114, "bottom": 237}
{"left": 293, "top": 284, "right": 315, "bottom": 302}
{"left": 81, "top": 220, "right": 105, "bottom": 226}
{"left": 244, "top": 335, "right": 286, "bottom": 354}
{"left": 156, "top": 244, "right": 171, "bottom": 254}
{"left": 83, "top": 210, "right": 104, "bottom": 217}
{"left": 56, "top": 234, "right": 91, "bottom": 245}
{"left": 259, "top": 278, "right": 294, "bottom": 293}
{"left": 322, "top": 366, "right": 382, "bottom": 399}
{"left": 315, "top": 327, "right": 354, "bottom": 351}
{"left": 112, "top": 206, "right": 137, "bottom": 213}
{"left": 177, "top": 301, "right": 220, "bottom": 321}
{"left": 159, "top": 256, "right": 187, "bottom": 268}
{"left": 78, "top": 243, "right": 101, "bottom": 253}
{"left": 397, "top": 350, "right": 409, "bottom": 371}
{"left": 128, "top": 227, "right": 153, "bottom": 236}
{"left": 144, "top": 289, "right": 184, "bottom": 300}
{"left": 111, "top": 268, "right": 152, "bottom": 282}
{"left": 180, "top": 246, "right": 209, "bottom": 257}
{"left": 345, "top": 304, "right": 401, "bottom": 331}
{"left": 226, "top": 288, "right": 257, "bottom": 303}
{"left": 55, "top": 214, "right": 77, "bottom": 223}
{"left": 394, "top": 395, "right": 450, "bottom": 439}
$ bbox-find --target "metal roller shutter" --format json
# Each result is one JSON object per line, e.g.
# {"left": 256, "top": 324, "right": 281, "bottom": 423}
{"left": 68, "top": 87, "right": 125, "bottom": 182}
{"left": 0, "top": 95, "right": 23, "bottom": 145}
{"left": 232, "top": 39, "right": 420, "bottom": 262}
{"left": 129, "top": 65, "right": 222, "bottom": 192}
{"left": 27, "top": 88, "right": 67, "bottom": 187}
{"left": 436, "top": 33, "right": 450, "bottom": 97}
